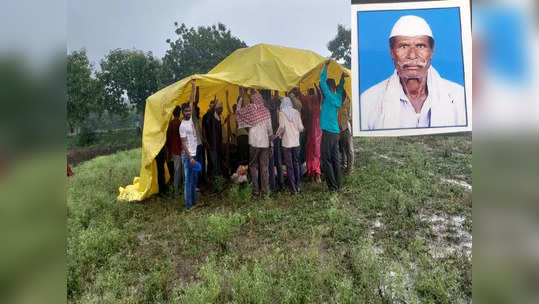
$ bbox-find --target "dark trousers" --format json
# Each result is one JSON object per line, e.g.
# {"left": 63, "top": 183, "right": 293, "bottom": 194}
{"left": 195, "top": 144, "right": 205, "bottom": 187}
{"left": 182, "top": 154, "right": 197, "bottom": 208}
{"left": 269, "top": 138, "right": 284, "bottom": 191}
{"left": 155, "top": 147, "right": 168, "bottom": 193}
{"left": 321, "top": 131, "right": 341, "bottom": 191}
{"left": 208, "top": 148, "right": 221, "bottom": 177}
{"left": 282, "top": 146, "right": 300, "bottom": 193}
{"left": 299, "top": 131, "right": 306, "bottom": 166}
{"left": 229, "top": 144, "right": 239, "bottom": 175}
{"left": 238, "top": 135, "right": 249, "bottom": 166}
{"left": 249, "top": 146, "right": 270, "bottom": 195}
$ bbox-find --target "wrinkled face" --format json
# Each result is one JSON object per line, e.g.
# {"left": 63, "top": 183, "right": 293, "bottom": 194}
{"left": 183, "top": 106, "right": 192, "bottom": 119}
{"left": 390, "top": 36, "right": 433, "bottom": 80}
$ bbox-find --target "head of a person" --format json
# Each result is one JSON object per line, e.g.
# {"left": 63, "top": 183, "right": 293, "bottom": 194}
{"left": 280, "top": 97, "right": 293, "bottom": 110}
{"left": 251, "top": 91, "right": 265, "bottom": 106}
{"left": 181, "top": 102, "right": 192, "bottom": 119}
{"left": 389, "top": 15, "right": 435, "bottom": 81}
{"left": 326, "top": 78, "right": 337, "bottom": 92}
{"left": 172, "top": 105, "right": 181, "bottom": 118}
{"left": 308, "top": 88, "right": 315, "bottom": 96}
{"left": 214, "top": 100, "right": 223, "bottom": 115}
{"left": 232, "top": 104, "right": 237, "bottom": 113}
{"left": 260, "top": 89, "right": 271, "bottom": 102}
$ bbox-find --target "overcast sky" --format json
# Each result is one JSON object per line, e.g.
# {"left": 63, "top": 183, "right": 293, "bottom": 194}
{"left": 67, "top": 0, "right": 351, "bottom": 66}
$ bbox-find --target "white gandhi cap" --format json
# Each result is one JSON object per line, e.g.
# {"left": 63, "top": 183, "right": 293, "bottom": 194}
{"left": 389, "top": 15, "right": 433, "bottom": 39}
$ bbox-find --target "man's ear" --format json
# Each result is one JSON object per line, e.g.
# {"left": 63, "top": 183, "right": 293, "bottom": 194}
{"left": 389, "top": 46, "right": 396, "bottom": 61}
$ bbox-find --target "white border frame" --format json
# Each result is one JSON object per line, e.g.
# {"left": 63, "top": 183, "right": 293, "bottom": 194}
{"left": 351, "top": 0, "right": 472, "bottom": 136}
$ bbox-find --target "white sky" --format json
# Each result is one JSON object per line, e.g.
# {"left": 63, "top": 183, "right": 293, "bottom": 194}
{"left": 67, "top": 0, "right": 351, "bottom": 66}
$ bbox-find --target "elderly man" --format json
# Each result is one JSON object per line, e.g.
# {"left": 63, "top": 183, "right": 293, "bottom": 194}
{"left": 361, "top": 15, "right": 466, "bottom": 130}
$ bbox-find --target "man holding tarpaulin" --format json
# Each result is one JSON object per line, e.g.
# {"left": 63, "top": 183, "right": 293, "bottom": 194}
{"left": 179, "top": 79, "right": 199, "bottom": 210}
{"left": 320, "top": 60, "right": 348, "bottom": 191}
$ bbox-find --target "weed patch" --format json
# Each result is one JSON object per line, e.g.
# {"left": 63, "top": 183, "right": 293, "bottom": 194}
{"left": 68, "top": 135, "right": 472, "bottom": 303}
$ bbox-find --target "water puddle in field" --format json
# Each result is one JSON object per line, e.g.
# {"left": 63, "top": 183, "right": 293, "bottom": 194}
{"left": 422, "top": 213, "right": 472, "bottom": 259}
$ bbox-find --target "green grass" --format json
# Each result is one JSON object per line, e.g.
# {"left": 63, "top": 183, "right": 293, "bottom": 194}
{"left": 67, "top": 128, "right": 141, "bottom": 149}
{"left": 67, "top": 135, "right": 472, "bottom": 303}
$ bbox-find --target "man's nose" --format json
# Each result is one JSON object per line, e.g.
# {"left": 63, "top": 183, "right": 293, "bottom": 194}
{"left": 407, "top": 47, "right": 418, "bottom": 59}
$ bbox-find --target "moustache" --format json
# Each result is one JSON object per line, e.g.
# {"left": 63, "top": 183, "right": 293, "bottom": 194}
{"left": 398, "top": 60, "right": 427, "bottom": 69}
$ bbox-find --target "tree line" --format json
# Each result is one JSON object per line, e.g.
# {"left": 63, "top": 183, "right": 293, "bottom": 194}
{"left": 67, "top": 23, "right": 350, "bottom": 132}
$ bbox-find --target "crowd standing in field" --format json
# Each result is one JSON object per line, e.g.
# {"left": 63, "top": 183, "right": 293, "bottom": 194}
{"left": 159, "top": 60, "right": 352, "bottom": 210}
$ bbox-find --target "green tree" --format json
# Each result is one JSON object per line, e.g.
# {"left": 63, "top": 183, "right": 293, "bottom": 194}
{"left": 67, "top": 49, "right": 102, "bottom": 132}
{"left": 160, "top": 22, "right": 247, "bottom": 85}
{"left": 327, "top": 24, "right": 351, "bottom": 69}
{"left": 97, "top": 49, "right": 161, "bottom": 114}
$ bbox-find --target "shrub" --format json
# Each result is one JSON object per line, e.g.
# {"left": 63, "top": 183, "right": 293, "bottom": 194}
{"left": 174, "top": 258, "right": 221, "bottom": 303}
{"left": 206, "top": 213, "right": 245, "bottom": 251}
{"left": 227, "top": 262, "right": 274, "bottom": 303}
{"left": 76, "top": 125, "right": 97, "bottom": 146}
{"left": 227, "top": 183, "right": 251, "bottom": 205}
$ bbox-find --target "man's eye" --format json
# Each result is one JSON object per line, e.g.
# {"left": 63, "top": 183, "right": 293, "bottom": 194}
{"left": 400, "top": 45, "right": 407, "bottom": 49}
{"left": 417, "top": 44, "right": 425, "bottom": 48}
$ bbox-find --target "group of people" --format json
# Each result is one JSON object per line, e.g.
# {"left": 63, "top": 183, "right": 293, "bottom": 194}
{"left": 157, "top": 60, "right": 353, "bottom": 210}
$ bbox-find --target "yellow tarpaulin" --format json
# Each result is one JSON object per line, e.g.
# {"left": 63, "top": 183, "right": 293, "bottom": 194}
{"left": 118, "top": 43, "right": 351, "bottom": 202}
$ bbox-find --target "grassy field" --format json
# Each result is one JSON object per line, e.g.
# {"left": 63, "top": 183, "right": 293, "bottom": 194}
{"left": 67, "top": 135, "right": 472, "bottom": 303}
{"left": 67, "top": 129, "right": 142, "bottom": 165}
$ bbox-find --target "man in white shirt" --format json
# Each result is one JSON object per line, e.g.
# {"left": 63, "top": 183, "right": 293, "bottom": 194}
{"left": 360, "top": 15, "right": 467, "bottom": 130}
{"left": 236, "top": 89, "right": 274, "bottom": 197}
{"left": 179, "top": 79, "right": 198, "bottom": 210}
{"left": 275, "top": 97, "right": 304, "bottom": 193}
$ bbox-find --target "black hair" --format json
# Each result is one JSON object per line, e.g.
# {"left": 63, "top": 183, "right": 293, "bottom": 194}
{"left": 389, "top": 36, "right": 435, "bottom": 50}
{"left": 308, "top": 88, "right": 315, "bottom": 95}
{"left": 181, "top": 102, "right": 190, "bottom": 111}
{"left": 173, "top": 105, "right": 181, "bottom": 117}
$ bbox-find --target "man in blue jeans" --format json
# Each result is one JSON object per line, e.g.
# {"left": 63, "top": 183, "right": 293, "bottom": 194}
{"left": 179, "top": 78, "right": 198, "bottom": 210}
{"left": 320, "top": 60, "right": 348, "bottom": 191}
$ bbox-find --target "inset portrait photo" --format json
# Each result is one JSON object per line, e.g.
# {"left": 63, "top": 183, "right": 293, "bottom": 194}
{"left": 351, "top": 0, "right": 472, "bottom": 136}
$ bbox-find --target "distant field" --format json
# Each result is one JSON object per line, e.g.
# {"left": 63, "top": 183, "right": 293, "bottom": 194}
{"left": 67, "top": 129, "right": 142, "bottom": 165}
{"left": 67, "top": 135, "right": 472, "bottom": 303}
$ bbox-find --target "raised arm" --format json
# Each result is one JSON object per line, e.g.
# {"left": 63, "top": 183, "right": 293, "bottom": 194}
{"left": 314, "top": 83, "right": 322, "bottom": 100}
{"left": 320, "top": 60, "right": 331, "bottom": 97}
{"left": 225, "top": 89, "right": 231, "bottom": 115}
{"left": 236, "top": 87, "right": 245, "bottom": 108}
{"left": 189, "top": 79, "right": 196, "bottom": 109}
{"left": 194, "top": 85, "right": 200, "bottom": 106}
{"left": 294, "top": 87, "right": 303, "bottom": 98}
{"left": 336, "top": 72, "right": 347, "bottom": 97}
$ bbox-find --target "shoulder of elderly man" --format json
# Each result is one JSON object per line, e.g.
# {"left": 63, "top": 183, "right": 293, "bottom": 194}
{"left": 360, "top": 70, "right": 465, "bottom": 127}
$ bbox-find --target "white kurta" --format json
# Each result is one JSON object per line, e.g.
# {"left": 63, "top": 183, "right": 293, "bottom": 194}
{"left": 360, "top": 66, "right": 467, "bottom": 130}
